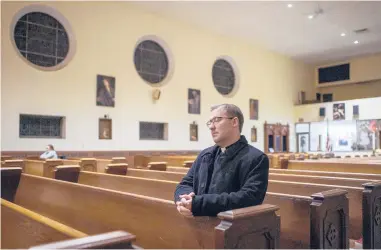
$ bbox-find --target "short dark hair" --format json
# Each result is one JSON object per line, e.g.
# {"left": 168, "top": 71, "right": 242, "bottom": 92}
{"left": 211, "top": 104, "right": 244, "bottom": 132}
{"left": 47, "top": 144, "right": 54, "bottom": 150}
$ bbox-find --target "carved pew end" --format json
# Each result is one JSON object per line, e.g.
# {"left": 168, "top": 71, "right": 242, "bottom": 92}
{"left": 54, "top": 166, "right": 81, "bottom": 183}
{"left": 310, "top": 189, "right": 349, "bottom": 249}
{"left": 147, "top": 162, "right": 167, "bottom": 171}
{"left": 215, "top": 204, "right": 280, "bottom": 249}
{"left": 105, "top": 163, "right": 128, "bottom": 175}
{"left": 183, "top": 161, "right": 193, "bottom": 168}
{"left": 30, "top": 231, "right": 139, "bottom": 249}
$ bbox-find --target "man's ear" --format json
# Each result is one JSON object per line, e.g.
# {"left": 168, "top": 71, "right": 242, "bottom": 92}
{"left": 233, "top": 117, "right": 239, "bottom": 128}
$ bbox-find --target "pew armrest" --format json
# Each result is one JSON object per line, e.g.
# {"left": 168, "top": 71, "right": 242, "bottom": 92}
{"left": 30, "top": 231, "right": 138, "bottom": 249}
{"left": 54, "top": 166, "right": 81, "bottom": 183}
{"left": 105, "top": 163, "right": 128, "bottom": 175}
{"left": 214, "top": 204, "right": 280, "bottom": 249}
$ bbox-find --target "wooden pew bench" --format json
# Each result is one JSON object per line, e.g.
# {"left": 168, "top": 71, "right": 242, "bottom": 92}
{"left": 285, "top": 159, "right": 381, "bottom": 174}
{"left": 54, "top": 170, "right": 348, "bottom": 249}
{"left": 2, "top": 168, "right": 280, "bottom": 249}
{"left": 1, "top": 198, "right": 86, "bottom": 249}
{"left": 270, "top": 168, "right": 381, "bottom": 181}
{"left": 63, "top": 158, "right": 97, "bottom": 172}
{"left": 24, "top": 159, "right": 63, "bottom": 178}
{"left": 1, "top": 159, "right": 24, "bottom": 171}
{"left": 269, "top": 173, "right": 378, "bottom": 187}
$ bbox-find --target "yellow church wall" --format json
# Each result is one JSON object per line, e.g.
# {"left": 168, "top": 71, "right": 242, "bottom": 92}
{"left": 1, "top": 1, "right": 314, "bottom": 151}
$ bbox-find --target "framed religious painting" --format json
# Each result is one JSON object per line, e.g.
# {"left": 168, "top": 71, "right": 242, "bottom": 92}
{"left": 333, "top": 103, "right": 345, "bottom": 120}
{"left": 96, "top": 75, "right": 115, "bottom": 107}
{"left": 250, "top": 99, "right": 258, "bottom": 120}
{"left": 188, "top": 89, "right": 201, "bottom": 114}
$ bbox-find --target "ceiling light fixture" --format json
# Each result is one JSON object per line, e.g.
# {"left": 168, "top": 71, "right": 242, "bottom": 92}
{"left": 308, "top": 15, "right": 314, "bottom": 19}
{"left": 354, "top": 40, "right": 359, "bottom": 44}
{"left": 287, "top": 4, "right": 293, "bottom": 8}
{"left": 341, "top": 33, "right": 346, "bottom": 37}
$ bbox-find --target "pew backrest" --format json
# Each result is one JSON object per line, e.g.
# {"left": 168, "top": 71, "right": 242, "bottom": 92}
{"left": 1, "top": 198, "right": 86, "bottom": 249}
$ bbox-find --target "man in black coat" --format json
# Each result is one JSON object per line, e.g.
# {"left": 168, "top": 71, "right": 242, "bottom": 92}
{"left": 174, "top": 104, "right": 269, "bottom": 217}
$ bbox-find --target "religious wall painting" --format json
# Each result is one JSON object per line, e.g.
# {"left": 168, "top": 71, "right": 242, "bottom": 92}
{"left": 188, "top": 89, "right": 201, "bottom": 114}
{"left": 99, "top": 118, "right": 112, "bottom": 140}
{"left": 96, "top": 75, "right": 115, "bottom": 107}
{"left": 250, "top": 99, "right": 259, "bottom": 120}
{"left": 190, "top": 123, "right": 198, "bottom": 141}
{"left": 251, "top": 126, "right": 257, "bottom": 142}
{"left": 333, "top": 103, "right": 345, "bottom": 120}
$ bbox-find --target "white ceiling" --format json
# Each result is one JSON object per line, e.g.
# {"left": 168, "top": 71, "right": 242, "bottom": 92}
{"left": 134, "top": 1, "right": 381, "bottom": 65}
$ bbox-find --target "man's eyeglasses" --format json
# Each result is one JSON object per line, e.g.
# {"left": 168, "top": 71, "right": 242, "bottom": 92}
{"left": 206, "top": 117, "right": 234, "bottom": 126}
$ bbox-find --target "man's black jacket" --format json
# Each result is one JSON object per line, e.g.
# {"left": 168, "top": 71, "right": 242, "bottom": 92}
{"left": 174, "top": 136, "right": 269, "bottom": 216}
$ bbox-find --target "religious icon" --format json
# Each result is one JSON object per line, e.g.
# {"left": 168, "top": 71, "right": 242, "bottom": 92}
{"left": 99, "top": 119, "right": 112, "bottom": 140}
{"left": 333, "top": 103, "right": 345, "bottom": 120}
{"left": 96, "top": 75, "right": 115, "bottom": 107}
{"left": 188, "top": 89, "right": 200, "bottom": 114}
{"left": 250, "top": 99, "right": 258, "bottom": 120}
{"left": 190, "top": 123, "right": 198, "bottom": 141}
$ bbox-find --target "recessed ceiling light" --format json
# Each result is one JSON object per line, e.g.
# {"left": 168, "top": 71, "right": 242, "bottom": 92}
{"left": 287, "top": 4, "right": 293, "bottom": 8}
{"left": 308, "top": 15, "right": 314, "bottom": 19}
{"left": 341, "top": 33, "right": 346, "bottom": 37}
{"left": 354, "top": 40, "right": 359, "bottom": 44}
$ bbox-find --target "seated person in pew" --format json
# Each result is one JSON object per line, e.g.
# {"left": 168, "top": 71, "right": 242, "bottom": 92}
{"left": 39, "top": 144, "right": 58, "bottom": 160}
{"left": 175, "top": 104, "right": 269, "bottom": 216}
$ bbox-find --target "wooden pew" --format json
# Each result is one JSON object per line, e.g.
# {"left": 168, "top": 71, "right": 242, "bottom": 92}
{"left": 267, "top": 179, "right": 381, "bottom": 241}
{"left": 1, "top": 198, "right": 86, "bottom": 249}
{"left": 105, "top": 163, "right": 128, "bottom": 175}
{"left": 147, "top": 162, "right": 167, "bottom": 171}
{"left": 270, "top": 168, "right": 381, "bottom": 181}
{"left": 70, "top": 168, "right": 374, "bottom": 245}
{"left": 167, "top": 166, "right": 188, "bottom": 173}
{"left": 1, "top": 155, "right": 12, "bottom": 161}
{"left": 63, "top": 158, "right": 97, "bottom": 172}
{"left": 269, "top": 173, "right": 378, "bottom": 187}
{"left": 30, "top": 231, "right": 139, "bottom": 249}
{"left": 1, "top": 159, "right": 24, "bottom": 171}
{"left": 126, "top": 168, "right": 184, "bottom": 182}
{"left": 3, "top": 169, "right": 280, "bottom": 249}
{"left": 285, "top": 159, "right": 381, "bottom": 174}
{"left": 56, "top": 170, "right": 349, "bottom": 248}
{"left": 24, "top": 159, "right": 63, "bottom": 178}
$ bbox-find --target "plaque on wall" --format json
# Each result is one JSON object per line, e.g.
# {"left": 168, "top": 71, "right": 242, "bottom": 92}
{"left": 251, "top": 126, "right": 257, "bottom": 142}
{"left": 99, "top": 118, "right": 112, "bottom": 140}
{"left": 190, "top": 123, "right": 198, "bottom": 141}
